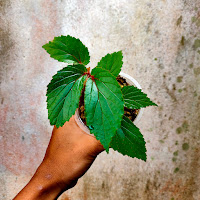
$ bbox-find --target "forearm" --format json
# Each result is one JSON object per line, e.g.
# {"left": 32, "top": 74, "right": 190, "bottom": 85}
{"left": 13, "top": 160, "right": 70, "bottom": 200}
{"left": 13, "top": 177, "right": 62, "bottom": 200}
{"left": 13, "top": 145, "right": 94, "bottom": 200}
{"left": 13, "top": 117, "right": 104, "bottom": 200}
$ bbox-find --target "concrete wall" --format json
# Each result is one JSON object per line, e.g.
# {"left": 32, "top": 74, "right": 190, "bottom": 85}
{"left": 1, "top": 0, "right": 200, "bottom": 199}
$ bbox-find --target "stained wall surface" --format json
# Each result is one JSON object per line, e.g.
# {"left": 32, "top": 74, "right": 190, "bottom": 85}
{"left": 1, "top": 0, "right": 200, "bottom": 200}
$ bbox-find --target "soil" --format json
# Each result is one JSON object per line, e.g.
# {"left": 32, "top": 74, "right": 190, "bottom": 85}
{"left": 78, "top": 75, "right": 139, "bottom": 125}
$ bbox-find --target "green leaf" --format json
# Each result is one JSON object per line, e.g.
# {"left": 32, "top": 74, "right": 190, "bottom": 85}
{"left": 47, "top": 64, "right": 87, "bottom": 127}
{"left": 97, "top": 51, "right": 123, "bottom": 77}
{"left": 110, "top": 115, "right": 147, "bottom": 161}
{"left": 42, "top": 35, "right": 90, "bottom": 65}
{"left": 122, "top": 86, "right": 157, "bottom": 109}
{"left": 84, "top": 67, "right": 124, "bottom": 151}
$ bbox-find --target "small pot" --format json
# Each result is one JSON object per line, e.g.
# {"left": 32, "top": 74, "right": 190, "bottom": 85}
{"left": 75, "top": 72, "right": 144, "bottom": 135}
{"left": 119, "top": 72, "right": 144, "bottom": 124}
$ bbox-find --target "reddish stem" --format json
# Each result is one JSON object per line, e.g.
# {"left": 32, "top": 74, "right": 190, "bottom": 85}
{"left": 83, "top": 67, "right": 96, "bottom": 80}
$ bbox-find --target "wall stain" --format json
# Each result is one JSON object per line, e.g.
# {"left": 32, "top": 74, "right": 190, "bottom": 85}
{"left": 182, "top": 121, "right": 189, "bottom": 132}
{"left": 0, "top": 101, "right": 48, "bottom": 175}
{"left": 193, "top": 39, "right": 200, "bottom": 50}
{"left": 176, "top": 16, "right": 182, "bottom": 26}
{"left": 194, "top": 91, "right": 198, "bottom": 97}
{"left": 176, "top": 121, "right": 189, "bottom": 135}
{"left": 59, "top": 193, "right": 71, "bottom": 200}
{"left": 174, "top": 167, "right": 179, "bottom": 173}
{"left": 176, "top": 76, "right": 183, "bottom": 83}
{"left": 146, "top": 18, "right": 154, "bottom": 33}
{"left": 191, "top": 16, "right": 200, "bottom": 27}
{"left": 182, "top": 143, "right": 189, "bottom": 151}
{"left": 193, "top": 67, "right": 200, "bottom": 76}
{"left": 0, "top": 28, "right": 14, "bottom": 84}
{"left": 0, "top": 0, "right": 13, "bottom": 83}
{"left": 172, "top": 157, "right": 177, "bottom": 162}
{"left": 1, "top": 97, "right": 4, "bottom": 104}
{"left": 173, "top": 151, "right": 179, "bottom": 156}
{"left": 81, "top": 175, "right": 111, "bottom": 200}
{"left": 142, "top": 172, "right": 161, "bottom": 199}
{"left": 180, "top": 36, "right": 185, "bottom": 46}
{"left": 160, "top": 178, "right": 188, "bottom": 198}
{"left": 188, "top": 63, "right": 193, "bottom": 68}
{"left": 0, "top": 0, "right": 11, "bottom": 13}
{"left": 165, "top": 85, "right": 177, "bottom": 102}
{"left": 162, "top": 73, "right": 177, "bottom": 102}
{"left": 176, "top": 127, "right": 182, "bottom": 134}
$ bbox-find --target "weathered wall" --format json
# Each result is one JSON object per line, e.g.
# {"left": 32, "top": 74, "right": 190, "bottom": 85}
{"left": 1, "top": 0, "right": 200, "bottom": 199}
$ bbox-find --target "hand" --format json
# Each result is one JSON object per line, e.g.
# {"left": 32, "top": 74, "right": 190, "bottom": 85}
{"left": 14, "top": 115, "right": 104, "bottom": 200}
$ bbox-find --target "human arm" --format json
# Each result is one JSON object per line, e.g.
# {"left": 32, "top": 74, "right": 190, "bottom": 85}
{"left": 13, "top": 115, "right": 104, "bottom": 200}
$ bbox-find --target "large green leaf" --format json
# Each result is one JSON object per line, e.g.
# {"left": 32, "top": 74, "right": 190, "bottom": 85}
{"left": 122, "top": 86, "right": 157, "bottom": 109}
{"left": 42, "top": 35, "right": 90, "bottom": 65}
{"left": 97, "top": 51, "right": 123, "bottom": 77}
{"left": 110, "top": 116, "right": 147, "bottom": 161}
{"left": 47, "top": 64, "right": 87, "bottom": 127}
{"left": 84, "top": 67, "right": 124, "bottom": 151}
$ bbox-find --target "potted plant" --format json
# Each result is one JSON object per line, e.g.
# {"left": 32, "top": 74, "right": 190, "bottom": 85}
{"left": 42, "top": 35, "right": 157, "bottom": 161}
{"left": 75, "top": 72, "right": 144, "bottom": 134}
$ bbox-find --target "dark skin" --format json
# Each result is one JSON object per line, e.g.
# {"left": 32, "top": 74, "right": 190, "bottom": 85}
{"left": 14, "top": 115, "right": 104, "bottom": 200}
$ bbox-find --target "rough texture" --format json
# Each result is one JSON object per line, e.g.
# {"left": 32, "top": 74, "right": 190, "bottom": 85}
{"left": 0, "top": 0, "right": 200, "bottom": 199}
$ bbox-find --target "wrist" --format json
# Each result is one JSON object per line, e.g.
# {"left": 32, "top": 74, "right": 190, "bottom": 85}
{"left": 31, "top": 159, "right": 73, "bottom": 196}
{"left": 14, "top": 177, "right": 63, "bottom": 200}
{"left": 14, "top": 159, "right": 72, "bottom": 200}
{"left": 30, "top": 166, "right": 65, "bottom": 199}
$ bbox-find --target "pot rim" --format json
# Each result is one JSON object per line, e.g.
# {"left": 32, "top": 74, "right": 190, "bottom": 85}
{"left": 75, "top": 72, "right": 144, "bottom": 136}
{"left": 119, "top": 72, "right": 144, "bottom": 124}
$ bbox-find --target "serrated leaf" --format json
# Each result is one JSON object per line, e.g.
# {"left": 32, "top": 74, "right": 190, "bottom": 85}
{"left": 42, "top": 35, "right": 90, "bottom": 65}
{"left": 97, "top": 51, "right": 123, "bottom": 77}
{"left": 122, "top": 86, "right": 157, "bottom": 109}
{"left": 110, "top": 115, "right": 147, "bottom": 161}
{"left": 84, "top": 67, "right": 124, "bottom": 151}
{"left": 47, "top": 64, "right": 87, "bottom": 127}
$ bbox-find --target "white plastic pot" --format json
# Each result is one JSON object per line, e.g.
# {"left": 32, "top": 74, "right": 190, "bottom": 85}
{"left": 75, "top": 72, "right": 144, "bottom": 135}
{"left": 119, "top": 72, "right": 144, "bottom": 124}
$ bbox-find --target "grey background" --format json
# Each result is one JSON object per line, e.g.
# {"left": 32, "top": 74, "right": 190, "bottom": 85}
{"left": 0, "top": 0, "right": 200, "bottom": 199}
